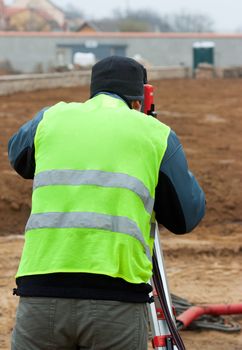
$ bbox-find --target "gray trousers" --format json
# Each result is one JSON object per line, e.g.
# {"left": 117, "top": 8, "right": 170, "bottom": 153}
{"left": 11, "top": 297, "right": 149, "bottom": 350}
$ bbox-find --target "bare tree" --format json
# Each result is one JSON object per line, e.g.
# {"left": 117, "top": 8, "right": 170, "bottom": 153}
{"left": 169, "top": 10, "right": 214, "bottom": 32}
{"left": 112, "top": 8, "right": 172, "bottom": 32}
{"left": 62, "top": 3, "right": 84, "bottom": 31}
{"left": 118, "top": 19, "right": 149, "bottom": 32}
{"left": 95, "top": 8, "right": 215, "bottom": 33}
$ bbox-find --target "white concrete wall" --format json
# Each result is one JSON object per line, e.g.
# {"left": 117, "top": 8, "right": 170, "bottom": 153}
{"left": 1, "top": 33, "right": 242, "bottom": 74}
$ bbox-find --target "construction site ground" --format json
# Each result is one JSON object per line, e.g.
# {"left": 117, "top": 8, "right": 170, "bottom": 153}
{"left": 0, "top": 78, "right": 242, "bottom": 350}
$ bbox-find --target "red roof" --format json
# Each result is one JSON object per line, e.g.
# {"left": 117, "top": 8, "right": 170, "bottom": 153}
{"left": 0, "top": 31, "right": 242, "bottom": 39}
{"left": 4, "top": 7, "right": 55, "bottom": 22}
{"left": 5, "top": 7, "right": 26, "bottom": 17}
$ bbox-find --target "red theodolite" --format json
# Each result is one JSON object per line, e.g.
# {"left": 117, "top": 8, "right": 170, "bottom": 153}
{"left": 143, "top": 84, "right": 157, "bottom": 118}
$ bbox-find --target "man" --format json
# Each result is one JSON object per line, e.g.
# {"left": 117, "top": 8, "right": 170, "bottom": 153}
{"left": 8, "top": 56, "right": 205, "bottom": 350}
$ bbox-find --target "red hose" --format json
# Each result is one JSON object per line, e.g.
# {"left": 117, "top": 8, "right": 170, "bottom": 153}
{"left": 177, "top": 304, "right": 242, "bottom": 329}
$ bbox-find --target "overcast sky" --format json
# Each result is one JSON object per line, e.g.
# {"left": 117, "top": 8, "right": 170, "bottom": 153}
{"left": 5, "top": 0, "right": 242, "bottom": 32}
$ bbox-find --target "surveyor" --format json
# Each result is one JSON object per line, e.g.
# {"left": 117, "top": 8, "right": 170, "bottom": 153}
{"left": 8, "top": 56, "right": 205, "bottom": 350}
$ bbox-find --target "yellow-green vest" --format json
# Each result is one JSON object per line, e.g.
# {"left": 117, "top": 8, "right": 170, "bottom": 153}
{"left": 17, "top": 94, "right": 170, "bottom": 284}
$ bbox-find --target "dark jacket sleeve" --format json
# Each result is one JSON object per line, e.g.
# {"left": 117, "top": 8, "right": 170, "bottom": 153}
{"left": 8, "top": 108, "right": 48, "bottom": 179}
{"left": 154, "top": 130, "right": 205, "bottom": 234}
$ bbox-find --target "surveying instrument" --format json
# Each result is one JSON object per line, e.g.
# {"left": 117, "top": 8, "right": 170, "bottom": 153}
{"left": 144, "top": 85, "right": 186, "bottom": 350}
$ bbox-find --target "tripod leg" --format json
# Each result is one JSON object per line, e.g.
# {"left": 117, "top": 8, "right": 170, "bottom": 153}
{"left": 151, "top": 223, "right": 185, "bottom": 350}
{"left": 153, "top": 224, "right": 175, "bottom": 323}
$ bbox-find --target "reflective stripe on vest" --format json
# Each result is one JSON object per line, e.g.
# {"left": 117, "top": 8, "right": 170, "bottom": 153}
{"left": 26, "top": 212, "right": 152, "bottom": 261}
{"left": 33, "top": 169, "right": 154, "bottom": 215}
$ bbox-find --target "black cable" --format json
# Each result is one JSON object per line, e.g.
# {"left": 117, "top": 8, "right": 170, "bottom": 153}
{"left": 153, "top": 252, "right": 186, "bottom": 350}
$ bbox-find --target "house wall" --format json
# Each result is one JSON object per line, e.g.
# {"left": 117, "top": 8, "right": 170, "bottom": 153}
{"left": 0, "top": 33, "right": 242, "bottom": 73}
{"left": 11, "top": 0, "right": 65, "bottom": 26}
{"left": 7, "top": 10, "right": 51, "bottom": 31}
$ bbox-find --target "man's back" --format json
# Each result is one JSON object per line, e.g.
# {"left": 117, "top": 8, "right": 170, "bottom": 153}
{"left": 18, "top": 93, "right": 170, "bottom": 285}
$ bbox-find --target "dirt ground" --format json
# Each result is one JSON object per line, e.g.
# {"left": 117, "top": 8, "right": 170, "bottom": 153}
{"left": 0, "top": 78, "right": 242, "bottom": 349}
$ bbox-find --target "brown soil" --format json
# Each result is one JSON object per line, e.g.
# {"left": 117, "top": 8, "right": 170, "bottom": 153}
{"left": 1, "top": 78, "right": 242, "bottom": 349}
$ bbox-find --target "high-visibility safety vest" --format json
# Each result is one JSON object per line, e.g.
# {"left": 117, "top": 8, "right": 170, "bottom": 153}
{"left": 17, "top": 94, "right": 170, "bottom": 284}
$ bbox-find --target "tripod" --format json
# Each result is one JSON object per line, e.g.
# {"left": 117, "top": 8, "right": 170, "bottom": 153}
{"left": 148, "top": 223, "right": 186, "bottom": 350}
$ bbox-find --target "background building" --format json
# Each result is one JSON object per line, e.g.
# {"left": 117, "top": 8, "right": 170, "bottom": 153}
{"left": 0, "top": 0, "right": 66, "bottom": 31}
{"left": 0, "top": 31, "right": 242, "bottom": 74}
